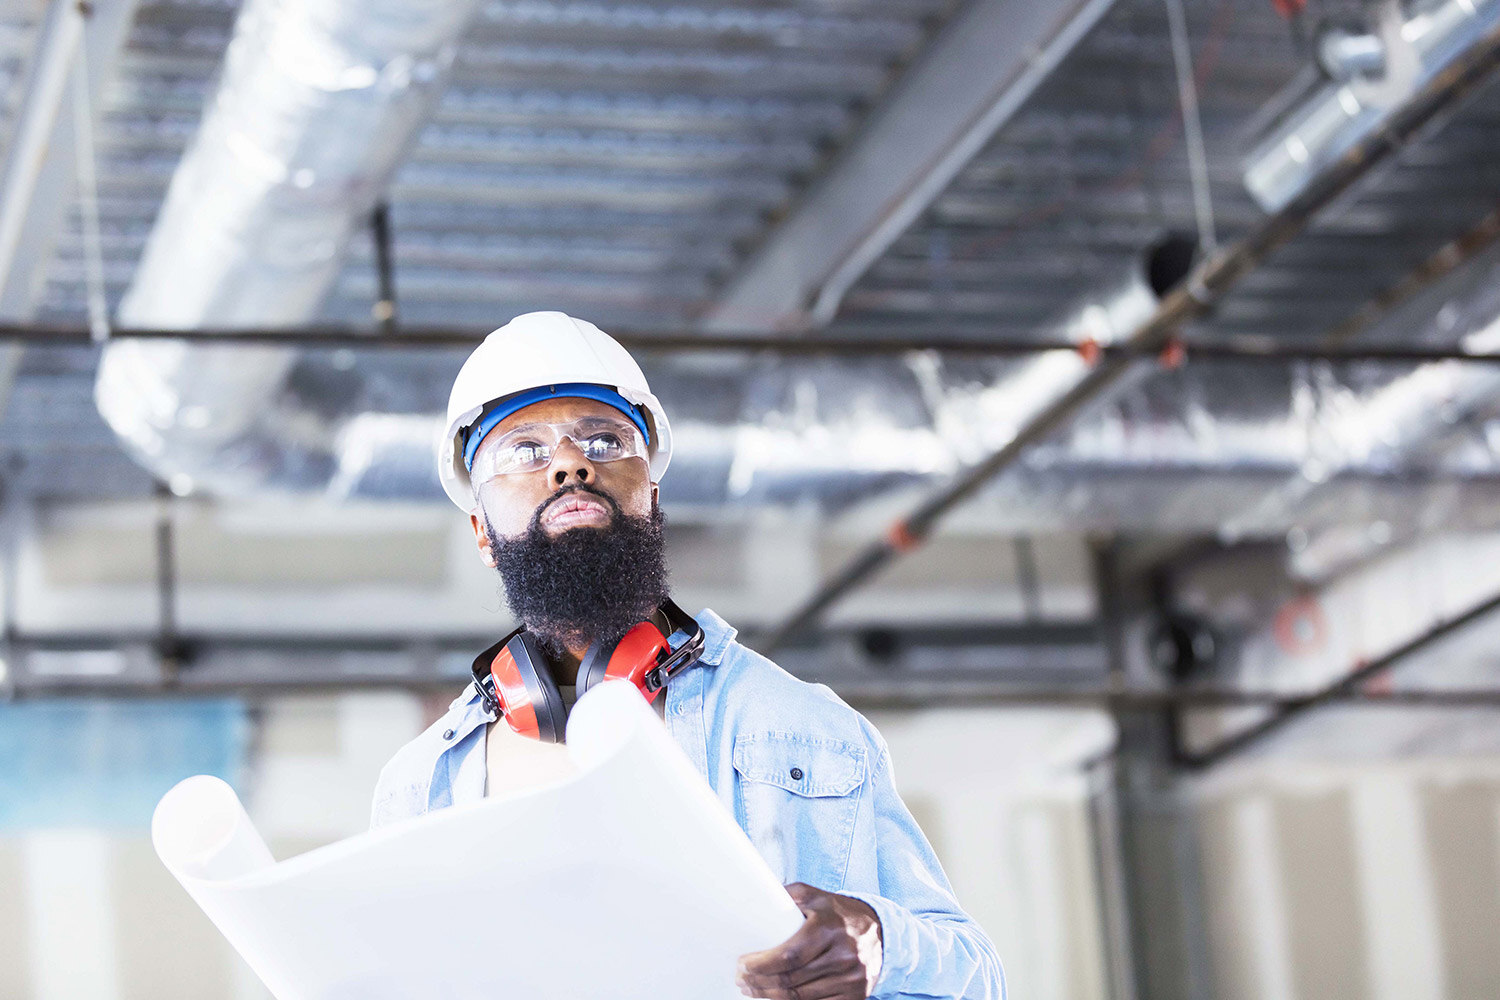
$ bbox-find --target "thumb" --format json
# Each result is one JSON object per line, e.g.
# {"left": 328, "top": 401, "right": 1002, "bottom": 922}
{"left": 784, "top": 882, "right": 821, "bottom": 910}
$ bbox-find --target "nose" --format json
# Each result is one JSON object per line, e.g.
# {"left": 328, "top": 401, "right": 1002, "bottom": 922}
{"left": 548, "top": 436, "right": 594, "bottom": 487}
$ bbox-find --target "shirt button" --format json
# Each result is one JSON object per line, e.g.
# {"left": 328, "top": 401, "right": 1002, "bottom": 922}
{"left": 789, "top": 767, "right": 804, "bottom": 781}
{"left": 442, "top": 728, "right": 456, "bottom": 740}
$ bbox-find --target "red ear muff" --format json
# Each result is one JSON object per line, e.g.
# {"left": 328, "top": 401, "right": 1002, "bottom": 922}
{"left": 481, "top": 632, "right": 568, "bottom": 743}
{"left": 473, "top": 601, "right": 704, "bottom": 739}
{"left": 578, "top": 621, "right": 672, "bottom": 703}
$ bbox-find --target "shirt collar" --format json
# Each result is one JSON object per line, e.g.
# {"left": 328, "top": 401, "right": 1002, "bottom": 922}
{"left": 691, "top": 606, "right": 735, "bottom": 667}
{"left": 451, "top": 606, "right": 734, "bottom": 713}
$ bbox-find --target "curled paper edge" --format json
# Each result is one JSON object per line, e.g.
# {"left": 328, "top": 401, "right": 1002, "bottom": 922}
{"left": 152, "top": 774, "right": 274, "bottom": 883}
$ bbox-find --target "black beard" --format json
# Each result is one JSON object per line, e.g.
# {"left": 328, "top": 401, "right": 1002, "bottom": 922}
{"left": 487, "top": 485, "right": 668, "bottom": 659}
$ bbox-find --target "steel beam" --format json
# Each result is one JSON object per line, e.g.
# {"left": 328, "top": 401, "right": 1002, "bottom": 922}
{"left": 0, "top": 0, "right": 141, "bottom": 412}
{"left": 700, "top": 0, "right": 1121, "bottom": 331}
{"left": 1324, "top": 202, "right": 1500, "bottom": 346}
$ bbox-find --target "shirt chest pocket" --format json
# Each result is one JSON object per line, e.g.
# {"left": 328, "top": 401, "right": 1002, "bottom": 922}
{"left": 732, "top": 732, "right": 867, "bottom": 889}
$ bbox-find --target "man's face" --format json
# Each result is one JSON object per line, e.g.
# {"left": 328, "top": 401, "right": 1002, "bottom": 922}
{"left": 469, "top": 396, "right": 657, "bottom": 564}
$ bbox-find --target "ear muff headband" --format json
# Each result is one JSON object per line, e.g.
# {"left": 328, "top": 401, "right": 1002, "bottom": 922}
{"left": 578, "top": 620, "right": 671, "bottom": 702}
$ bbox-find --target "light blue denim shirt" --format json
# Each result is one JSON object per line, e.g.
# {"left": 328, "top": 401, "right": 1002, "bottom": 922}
{"left": 371, "top": 609, "right": 1004, "bottom": 1000}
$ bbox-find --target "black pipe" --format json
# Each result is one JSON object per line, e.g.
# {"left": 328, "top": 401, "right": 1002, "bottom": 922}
{"left": 152, "top": 481, "right": 181, "bottom": 678}
{"left": 1178, "top": 587, "right": 1500, "bottom": 770}
{"left": 759, "top": 17, "right": 1500, "bottom": 652}
{"left": 15, "top": 321, "right": 1500, "bottom": 364}
{"left": 370, "top": 201, "right": 399, "bottom": 333}
{"left": 9, "top": 670, "right": 1500, "bottom": 709}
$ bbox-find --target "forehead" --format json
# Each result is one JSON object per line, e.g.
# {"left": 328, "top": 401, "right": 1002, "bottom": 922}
{"left": 492, "top": 395, "right": 623, "bottom": 434}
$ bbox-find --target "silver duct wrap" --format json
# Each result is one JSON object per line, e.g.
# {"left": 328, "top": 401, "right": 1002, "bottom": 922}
{"left": 1244, "top": 0, "right": 1500, "bottom": 212}
{"left": 84, "top": 0, "right": 1500, "bottom": 547}
{"left": 94, "top": 0, "right": 479, "bottom": 495}
{"left": 1215, "top": 249, "right": 1500, "bottom": 577}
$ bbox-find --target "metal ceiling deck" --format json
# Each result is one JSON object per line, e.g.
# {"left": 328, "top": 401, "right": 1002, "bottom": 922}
{"left": 8, "top": 0, "right": 1500, "bottom": 512}
{"left": 39, "top": 0, "right": 955, "bottom": 328}
{"left": 829, "top": 0, "right": 1500, "bottom": 346}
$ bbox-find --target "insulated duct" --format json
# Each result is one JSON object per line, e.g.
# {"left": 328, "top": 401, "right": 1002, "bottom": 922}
{"left": 94, "top": 0, "right": 479, "bottom": 496}
{"left": 1220, "top": 247, "right": 1500, "bottom": 550}
{"left": 699, "top": 236, "right": 1198, "bottom": 500}
{"left": 1243, "top": 0, "right": 1500, "bottom": 212}
{"left": 332, "top": 236, "right": 1491, "bottom": 523}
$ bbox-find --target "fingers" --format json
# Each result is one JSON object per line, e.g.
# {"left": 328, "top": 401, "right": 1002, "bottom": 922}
{"left": 738, "top": 917, "right": 832, "bottom": 976}
{"left": 784, "top": 882, "right": 817, "bottom": 904}
{"left": 737, "top": 939, "right": 838, "bottom": 993}
{"left": 784, "top": 882, "right": 832, "bottom": 915}
{"left": 736, "top": 884, "right": 871, "bottom": 999}
{"left": 737, "top": 969, "right": 868, "bottom": 1000}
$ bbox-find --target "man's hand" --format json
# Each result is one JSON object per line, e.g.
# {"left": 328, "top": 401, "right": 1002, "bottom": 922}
{"left": 736, "top": 882, "right": 883, "bottom": 1000}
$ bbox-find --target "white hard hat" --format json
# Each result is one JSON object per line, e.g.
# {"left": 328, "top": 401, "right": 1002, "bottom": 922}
{"left": 439, "top": 311, "right": 672, "bottom": 511}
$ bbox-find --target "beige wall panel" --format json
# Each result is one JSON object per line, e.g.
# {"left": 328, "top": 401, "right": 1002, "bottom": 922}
{"left": 665, "top": 524, "right": 748, "bottom": 588}
{"left": 1423, "top": 781, "right": 1500, "bottom": 999}
{"left": 257, "top": 698, "right": 343, "bottom": 757}
{"left": 111, "top": 837, "right": 233, "bottom": 1000}
{"left": 1049, "top": 800, "right": 1106, "bottom": 1000}
{"left": 0, "top": 839, "right": 33, "bottom": 999}
{"left": 1273, "top": 791, "right": 1371, "bottom": 1000}
{"left": 820, "top": 534, "right": 1020, "bottom": 591}
{"left": 1194, "top": 800, "right": 1260, "bottom": 1000}
{"left": 42, "top": 522, "right": 446, "bottom": 587}
{"left": 902, "top": 792, "right": 948, "bottom": 863}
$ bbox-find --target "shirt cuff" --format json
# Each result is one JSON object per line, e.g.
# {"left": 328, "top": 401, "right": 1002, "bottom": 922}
{"left": 838, "top": 890, "right": 914, "bottom": 998}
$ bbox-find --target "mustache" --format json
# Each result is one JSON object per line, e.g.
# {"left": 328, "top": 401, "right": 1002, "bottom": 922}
{"left": 529, "top": 483, "right": 622, "bottom": 533}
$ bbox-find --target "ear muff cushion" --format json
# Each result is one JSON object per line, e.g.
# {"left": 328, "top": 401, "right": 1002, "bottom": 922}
{"left": 504, "top": 633, "right": 569, "bottom": 743}
{"left": 576, "top": 637, "right": 617, "bottom": 696}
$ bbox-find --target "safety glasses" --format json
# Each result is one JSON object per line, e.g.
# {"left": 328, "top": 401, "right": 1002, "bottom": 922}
{"left": 470, "top": 415, "right": 649, "bottom": 482}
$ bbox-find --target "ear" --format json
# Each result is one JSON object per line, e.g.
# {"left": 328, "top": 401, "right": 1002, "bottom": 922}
{"left": 650, "top": 482, "right": 660, "bottom": 511}
{"left": 470, "top": 510, "right": 497, "bottom": 568}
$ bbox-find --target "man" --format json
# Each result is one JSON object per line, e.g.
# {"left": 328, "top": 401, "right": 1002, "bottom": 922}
{"left": 372, "top": 312, "right": 1004, "bottom": 999}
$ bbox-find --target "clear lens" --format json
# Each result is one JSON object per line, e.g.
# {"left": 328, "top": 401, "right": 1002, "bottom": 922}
{"left": 471, "top": 416, "right": 647, "bottom": 481}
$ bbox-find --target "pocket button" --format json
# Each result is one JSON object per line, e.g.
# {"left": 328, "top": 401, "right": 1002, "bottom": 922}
{"left": 789, "top": 767, "right": 803, "bottom": 781}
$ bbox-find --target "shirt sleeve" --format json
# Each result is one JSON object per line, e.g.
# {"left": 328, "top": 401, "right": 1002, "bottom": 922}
{"left": 840, "top": 734, "right": 1006, "bottom": 1000}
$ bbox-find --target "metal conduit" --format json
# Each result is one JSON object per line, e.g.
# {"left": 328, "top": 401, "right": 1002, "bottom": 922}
{"left": 16, "top": 327, "right": 1500, "bottom": 364}
{"left": 20, "top": 322, "right": 1500, "bottom": 361}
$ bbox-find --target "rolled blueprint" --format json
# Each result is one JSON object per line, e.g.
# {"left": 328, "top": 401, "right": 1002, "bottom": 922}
{"left": 153, "top": 681, "right": 804, "bottom": 1000}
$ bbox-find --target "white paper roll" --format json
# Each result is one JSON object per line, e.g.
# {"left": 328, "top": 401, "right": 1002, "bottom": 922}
{"left": 153, "top": 775, "right": 274, "bottom": 881}
{"left": 153, "top": 682, "right": 803, "bottom": 1000}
